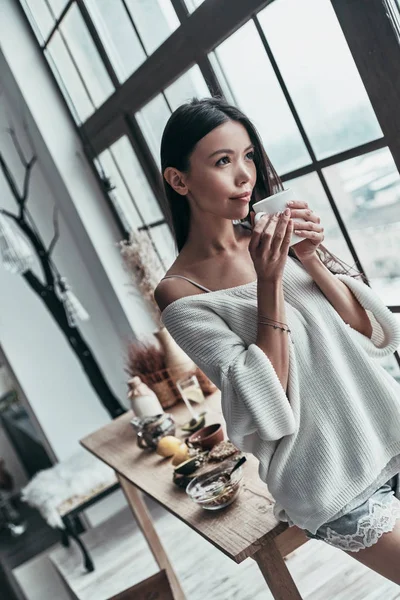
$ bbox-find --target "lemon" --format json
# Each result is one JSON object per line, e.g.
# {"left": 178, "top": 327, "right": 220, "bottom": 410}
{"left": 156, "top": 436, "right": 182, "bottom": 458}
{"left": 172, "top": 443, "right": 190, "bottom": 466}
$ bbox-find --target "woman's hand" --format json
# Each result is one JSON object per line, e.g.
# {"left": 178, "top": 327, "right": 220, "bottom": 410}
{"left": 249, "top": 209, "right": 293, "bottom": 284}
{"left": 287, "top": 200, "right": 325, "bottom": 262}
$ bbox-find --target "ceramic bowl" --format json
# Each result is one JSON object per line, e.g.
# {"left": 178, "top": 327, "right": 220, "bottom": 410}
{"left": 188, "top": 423, "right": 224, "bottom": 450}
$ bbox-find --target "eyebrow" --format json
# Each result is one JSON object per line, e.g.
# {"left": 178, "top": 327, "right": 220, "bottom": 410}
{"left": 208, "top": 143, "right": 255, "bottom": 159}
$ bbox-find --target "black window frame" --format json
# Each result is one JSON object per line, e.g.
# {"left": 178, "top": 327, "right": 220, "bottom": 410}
{"left": 16, "top": 0, "right": 400, "bottom": 369}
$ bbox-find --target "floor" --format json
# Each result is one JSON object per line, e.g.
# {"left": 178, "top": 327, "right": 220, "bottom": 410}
{"left": 0, "top": 497, "right": 61, "bottom": 600}
{"left": 11, "top": 494, "right": 400, "bottom": 600}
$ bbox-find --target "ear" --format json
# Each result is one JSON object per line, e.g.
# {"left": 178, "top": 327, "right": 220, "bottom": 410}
{"left": 163, "top": 167, "right": 188, "bottom": 196}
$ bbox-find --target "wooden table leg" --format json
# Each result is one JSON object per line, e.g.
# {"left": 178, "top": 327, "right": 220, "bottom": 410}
{"left": 252, "top": 539, "right": 303, "bottom": 600}
{"left": 117, "top": 473, "right": 186, "bottom": 600}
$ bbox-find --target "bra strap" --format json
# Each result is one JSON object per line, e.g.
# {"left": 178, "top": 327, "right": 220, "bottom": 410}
{"left": 161, "top": 275, "right": 211, "bottom": 293}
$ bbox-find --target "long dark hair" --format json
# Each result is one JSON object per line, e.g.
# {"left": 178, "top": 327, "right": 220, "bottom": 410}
{"left": 160, "top": 96, "right": 365, "bottom": 280}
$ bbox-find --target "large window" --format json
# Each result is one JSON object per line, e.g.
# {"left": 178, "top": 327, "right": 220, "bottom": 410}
{"left": 323, "top": 148, "right": 400, "bottom": 306}
{"left": 136, "top": 65, "right": 210, "bottom": 168}
{"left": 209, "top": 21, "right": 311, "bottom": 174}
{"left": 20, "top": 0, "right": 181, "bottom": 121}
{"left": 19, "top": 0, "right": 400, "bottom": 373}
{"left": 257, "top": 0, "right": 382, "bottom": 159}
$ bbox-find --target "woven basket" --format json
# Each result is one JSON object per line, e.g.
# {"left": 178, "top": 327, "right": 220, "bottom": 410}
{"left": 141, "top": 365, "right": 218, "bottom": 409}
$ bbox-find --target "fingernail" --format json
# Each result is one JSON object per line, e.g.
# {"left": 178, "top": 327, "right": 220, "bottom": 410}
{"left": 284, "top": 208, "right": 291, "bottom": 215}
{"left": 287, "top": 201, "right": 294, "bottom": 205}
{"left": 275, "top": 211, "right": 281, "bottom": 217}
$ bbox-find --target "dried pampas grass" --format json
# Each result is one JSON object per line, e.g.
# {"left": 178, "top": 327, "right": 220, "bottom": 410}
{"left": 118, "top": 229, "right": 164, "bottom": 327}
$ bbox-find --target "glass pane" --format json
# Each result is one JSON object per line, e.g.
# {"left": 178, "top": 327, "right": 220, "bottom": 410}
{"left": 210, "top": 21, "right": 311, "bottom": 175}
{"left": 46, "top": 0, "right": 69, "bottom": 19}
{"left": 124, "top": 0, "right": 180, "bottom": 56}
{"left": 20, "top": 0, "right": 55, "bottom": 43}
{"left": 84, "top": 0, "right": 146, "bottom": 83}
{"left": 387, "top": 0, "right": 400, "bottom": 42}
{"left": 184, "top": 0, "right": 206, "bottom": 12}
{"left": 258, "top": 0, "right": 382, "bottom": 160}
{"left": 96, "top": 150, "right": 142, "bottom": 232}
{"left": 379, "top": 352, "right": 400, "bottom": 384}
{"left": 285, "top": 172, "right": 355, "bottom": 266}
{"left": 59, "top": 4, "right": 114, "bottom": 109}
{"left": 45, "top": 32, "right": 94, "bottom": 123}
{"left": 108, "top": 137, "right": 163, "bottom": 224}
{"left": 324, "top": 147, "right": 400, "bottom": 305}
{"left": 149, "top": 223, "right": 177, "bottom": 270}
{"left": 136, "top": 95, "right": 171, "bottom": 168}
{"left": 164, "top": 65, "right": 210, "bottom": 111}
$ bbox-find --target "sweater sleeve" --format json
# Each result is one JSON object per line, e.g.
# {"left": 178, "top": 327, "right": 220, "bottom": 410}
{"left": 161, "top": 302, "right": 296, "bottom": 447}
{"left": 335, "top": 273, "right": 400, "bottom": 358}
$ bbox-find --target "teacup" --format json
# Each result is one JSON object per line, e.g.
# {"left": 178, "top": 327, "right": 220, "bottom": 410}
{"left": 252, "top": 188, "right": 306, "bottom": 247}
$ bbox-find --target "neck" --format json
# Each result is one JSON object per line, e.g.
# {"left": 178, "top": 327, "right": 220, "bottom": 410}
{"left": 184, "top": 216, "right": 248, "bottom": 259}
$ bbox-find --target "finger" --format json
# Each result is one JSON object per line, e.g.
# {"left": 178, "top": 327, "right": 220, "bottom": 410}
{"left": 260, "top": 212, "right": 280, "bottom": 238}
{"left": 293, "top": 223, "right": 324, "bottom": 234}
{"left": 286, "top": 201, "right": 308, "bottom": 210}
{"left": 254, "top": 213, "right": 272, "bottom": 231}
{"left": 282, "top": 218, "right": 294, "bottom": 250}
{"left": 258, "top": 212, "right": 281, "bottom": 244}
{"left": 254, "top": 211, "right": 269, "bottom": 225}
{"left": 293, "top": 230, "right": 324, "bottom": 243}
{"left": 249, "top": 213, "right": 275, "bottom": 254}
{"left": 274, "top": 211, "right": 292, "bottom": 251}
{"left": 259, "top": 210, "right": 289, "bottom": 254}
{"left": 290, "top": 208, "right": 320, "bottom": 223}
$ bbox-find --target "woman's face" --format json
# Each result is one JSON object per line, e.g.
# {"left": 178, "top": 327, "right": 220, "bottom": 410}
{"left": 167, "top": 119, "right": 257, "bottom": 221}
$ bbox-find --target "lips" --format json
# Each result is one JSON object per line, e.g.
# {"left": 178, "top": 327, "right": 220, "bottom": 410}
{"left": 231, "top": 192, "right": 252, "bottom": 200}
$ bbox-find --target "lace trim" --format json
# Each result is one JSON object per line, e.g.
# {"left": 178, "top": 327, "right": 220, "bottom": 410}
{"left": 323, "top": 496, "right": 400, "bottom": 553}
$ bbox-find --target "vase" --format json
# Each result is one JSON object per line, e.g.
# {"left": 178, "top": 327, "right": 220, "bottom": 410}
{"left": 154, "top": 327, "right": 195, "bottom": 378}
{"left": 128, "top": 376, "right": 164, "bottom": 417}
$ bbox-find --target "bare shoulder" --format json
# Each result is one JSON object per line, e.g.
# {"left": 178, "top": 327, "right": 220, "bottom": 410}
{"left": 154, "top": 264, "right": 205, "bottom": 314}
{"left": 154, "top": 278, "right": 185, "bottom": 313}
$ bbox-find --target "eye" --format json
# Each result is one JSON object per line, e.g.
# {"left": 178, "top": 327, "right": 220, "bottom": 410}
{"left": 216, "top": 155, "right": 230, "bottom": 166}
{"left": 215, "top": 150, "right": 255, "bottom": 167}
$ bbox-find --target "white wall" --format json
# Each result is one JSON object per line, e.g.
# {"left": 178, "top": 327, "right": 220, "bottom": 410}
{"left": 0, "top": 81, "right": 118, "bottom": 461}
{"left": 0, "top": 0, "right": 159, "bottom": 463}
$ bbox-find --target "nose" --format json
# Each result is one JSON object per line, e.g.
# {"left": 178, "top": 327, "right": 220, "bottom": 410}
{"left": 235, "top": 160, "right": 252, "bottom": 186}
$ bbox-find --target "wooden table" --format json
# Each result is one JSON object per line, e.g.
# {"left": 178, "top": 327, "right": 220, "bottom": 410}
{"left": 80, "top": 391, "right": 309, "bottom": 600}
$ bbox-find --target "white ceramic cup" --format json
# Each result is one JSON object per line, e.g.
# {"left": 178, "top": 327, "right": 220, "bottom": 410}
{"left": 252, "top": 188, "right": 306, "bottom": 247}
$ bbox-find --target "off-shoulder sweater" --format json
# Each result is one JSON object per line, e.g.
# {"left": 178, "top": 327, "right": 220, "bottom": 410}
{"left": 160, "top": 255, "right": 400, "bottom": 534}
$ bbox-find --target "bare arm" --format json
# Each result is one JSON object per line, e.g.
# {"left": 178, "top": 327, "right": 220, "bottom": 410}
{"left": 256, "top": 280, "right": 289, "bottom": 394}
{"left": 301, "top": 254, "right": 373, "bottom": 338}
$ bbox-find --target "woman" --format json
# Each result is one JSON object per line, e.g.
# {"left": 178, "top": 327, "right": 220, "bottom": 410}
{"left": 154, "top": 96, "right": 400, "bottom": 583}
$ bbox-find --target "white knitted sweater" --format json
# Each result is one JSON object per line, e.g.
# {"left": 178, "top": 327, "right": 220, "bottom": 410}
{"left": 161, "top": 256, "right": 400, "bottom": 534}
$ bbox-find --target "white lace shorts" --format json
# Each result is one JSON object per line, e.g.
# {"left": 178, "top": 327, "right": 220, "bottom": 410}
{"left": 303, "top": 474, "right": 400, "bottom": 552}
